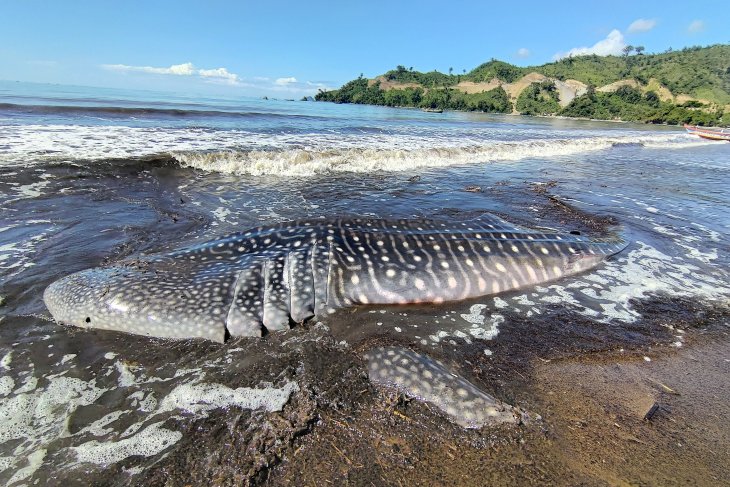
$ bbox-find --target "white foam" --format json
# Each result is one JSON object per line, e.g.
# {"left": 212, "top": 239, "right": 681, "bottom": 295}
{"left": 0, "top": 374, "right": 107, "bottom": 480}
{"left": 76, "top": 410, "right": 126, "bottom": 437}
{"left": 0, "top": 348, "right": 299, "bottom": 481}
{"left": 70, "top": 421, "right": 182, "bottom": 465}
{"left": 7, "top": 448, "right": 46, "bottom": 485}
{"left": 1, "top": 351, "right": 12, "bottom": 369}
{"left": 510, "top": 241, "right": 729, "bottom": 323}
{"left": 172, "top": 134, "right": 702, "bottom": 176}
{"left": 428, "top": 305, "right": 503, "bottom": 345}
{"left": 14, "top": 376, "right": 38, "bottom": 394}
{"left": 0, "top": 224, "right": 53, "bottom": 278}
{"left": 469, "top": 314, "right": 504, "bottom": 340}
{"left": 0, "top": 376, "right": 14, "bottom": 397}
{"left": 114, "top": 361, "right": 139, "bottom": 388}
{"left": 59, "top": 354, "right": 76, "bottom": 365}
{"left": 0, "top": 123, "right": 705, "bottom": 176}
{"left": 158, "top": 380, "right": 299, "bottom": 415}
{"left": 460, "top": 304, "right": 487, "bottom": 325}
{"left": 0, "top": 377, "right": 106, "bottom": 444}
{"left": 212, "top": 206, "right": 231, "bottom": 222}
{"left": 62, "top": 375, "right": 298, "bottom": 467}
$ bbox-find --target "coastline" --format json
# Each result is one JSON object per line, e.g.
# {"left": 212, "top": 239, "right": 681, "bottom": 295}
{"left": 315, "top": 46, "right": 730, "bottom": 128}
{"left": 355, "top": 101, "right": 674, "bottom": 126}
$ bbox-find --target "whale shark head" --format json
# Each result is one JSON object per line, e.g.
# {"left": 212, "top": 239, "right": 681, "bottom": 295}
{"left": 43, "top": 258, "right": 236, "bottom": 342}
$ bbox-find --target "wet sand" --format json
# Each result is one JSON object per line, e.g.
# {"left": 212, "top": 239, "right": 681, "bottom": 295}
{"left": 265, "top": 322, "right": 729, "bottom": 486}
{"left": 99, "top": 294, "right": 727, "bottom": 487}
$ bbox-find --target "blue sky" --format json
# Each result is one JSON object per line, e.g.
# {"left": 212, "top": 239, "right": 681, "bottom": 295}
{"left": 1, "top": 0, "right": 727, "bottom": 97}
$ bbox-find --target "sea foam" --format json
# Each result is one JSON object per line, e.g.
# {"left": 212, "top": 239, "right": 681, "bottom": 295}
{"left": 0, "top": 123, "right": 711, "bottom": 177}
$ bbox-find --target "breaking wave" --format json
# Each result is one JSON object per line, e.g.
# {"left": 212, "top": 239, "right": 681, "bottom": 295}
{"left": 171, "top": 134, "right": 711, "bottom": 176}
{"left": 0, "top": 123, "right": 711, "bottom": 176}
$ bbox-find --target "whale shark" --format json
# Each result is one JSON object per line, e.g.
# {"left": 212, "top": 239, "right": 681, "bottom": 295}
{"left": 44, "top": 215, "right": 627, "bottom": 342}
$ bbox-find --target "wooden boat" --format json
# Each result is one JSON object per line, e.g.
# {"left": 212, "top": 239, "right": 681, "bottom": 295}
{"left": 684, "top": 124, "right": 730, "bottom": 141}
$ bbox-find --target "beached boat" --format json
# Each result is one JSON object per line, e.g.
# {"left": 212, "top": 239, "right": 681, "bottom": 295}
{"left": 684, "top": 124, "right": 730, "bottom": 141}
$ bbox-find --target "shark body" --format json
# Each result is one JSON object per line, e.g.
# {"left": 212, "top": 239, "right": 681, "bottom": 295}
{"left": 44, "top": 215, "right": 627, "bottom": 342}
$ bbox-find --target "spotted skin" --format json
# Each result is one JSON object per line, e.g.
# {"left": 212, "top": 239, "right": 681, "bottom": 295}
{"left": 365, "top": 347, "right": 516, "bottom": 428}
{"left": 44, "top": 215, "right": 627, "bottom": 342}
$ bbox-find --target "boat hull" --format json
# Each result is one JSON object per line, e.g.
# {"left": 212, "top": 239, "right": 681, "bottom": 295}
{"left": 685, "top": 124, "right": 730, "bottom": 142}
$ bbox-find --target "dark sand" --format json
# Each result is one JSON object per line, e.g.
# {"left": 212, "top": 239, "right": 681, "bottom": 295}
{"left": 267, "top": 327, "right": 729, "bottom": 486}
{"left": 115, "top": 297, "right": 729, "bottom": 487}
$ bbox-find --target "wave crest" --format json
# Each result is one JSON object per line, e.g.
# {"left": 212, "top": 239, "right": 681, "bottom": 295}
{"left": 0, "top": 122, "right": 710, "bottom": 176}
{"left": 171, "top": 135, "right": 703, "bottom": 176}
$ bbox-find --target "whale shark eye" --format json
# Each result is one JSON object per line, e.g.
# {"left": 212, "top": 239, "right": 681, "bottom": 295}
{"left": 85, "top": 317, "right": 91, "bottom": 323}
{"left": 569, "top": 230, "right": 581, "bottom": 235}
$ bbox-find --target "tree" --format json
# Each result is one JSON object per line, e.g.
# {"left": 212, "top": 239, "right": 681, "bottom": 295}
{"left": 449, "top": 67, "right": 453, "bottom": 76}
{"left": 516, "top": 82, "right": 560, "bottom": 115}
{"left": 615, "top": 85, "right": 642, "bottom": 104}
{"left": 635, "top": 46, "right": 645, "bottom": 55}
{"left": 586, "top": 84, "right": 596, "bottom": 97}
{"left": 622, "top": 45, "right": 634, "bottom": 57}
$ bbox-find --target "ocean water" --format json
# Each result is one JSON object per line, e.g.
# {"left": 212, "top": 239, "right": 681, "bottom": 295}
{"left": 0, "top": 81, "right": 728, "bottom": 484}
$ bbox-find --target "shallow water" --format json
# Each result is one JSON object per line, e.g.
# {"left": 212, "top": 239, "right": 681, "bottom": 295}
{"left": 0, "top": 81, "right": 728, "bottom": 484}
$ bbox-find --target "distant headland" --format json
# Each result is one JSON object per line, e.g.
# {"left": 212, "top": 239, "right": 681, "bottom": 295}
{"left": 315, "top": 44, "right": 730, "bottom": 126}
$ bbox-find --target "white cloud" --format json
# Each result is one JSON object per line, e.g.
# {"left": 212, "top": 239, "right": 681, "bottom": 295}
{"left": 516, "top": 48, "right": 530, "bottom": 58}
{"left": 275, "top": 77, "right": 298, "bottom": 85}
{"left": 627, "top": 18, "right": 656, "bottom": 33}
{"left": 553, "top": 29, "right": 626, "bottom": 60}
{"left": 198, "top": 67, "right": 239, "bottom": 84}
{"left": 101, "top": 62, "right": 331, "bottom": 95}
{"left": 103, "top": 62, "right": 197, "bottom": 76}
{"left": 101, "top": 62, "right": 239, "bottom": 84}
{"left": 687, "top": 20, "right": 704, "bottom": 33}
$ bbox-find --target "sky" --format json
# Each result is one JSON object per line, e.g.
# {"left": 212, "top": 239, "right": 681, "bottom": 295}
{"left": 1, "top": 0, "right": 728, "bottom": 97}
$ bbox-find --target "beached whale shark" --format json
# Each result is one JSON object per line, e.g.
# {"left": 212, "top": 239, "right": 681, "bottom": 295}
{"left": 44, "top": 215, "right": 627, "bottom": 342}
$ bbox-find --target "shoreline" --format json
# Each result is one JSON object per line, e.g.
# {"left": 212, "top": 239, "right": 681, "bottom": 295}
{"left": 319, "top": 100, "right": 696, "bottom": 127}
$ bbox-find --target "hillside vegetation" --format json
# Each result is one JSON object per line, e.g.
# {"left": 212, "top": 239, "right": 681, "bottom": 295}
{"left": 315, "top": 44, "right": 730, "bottom": 126}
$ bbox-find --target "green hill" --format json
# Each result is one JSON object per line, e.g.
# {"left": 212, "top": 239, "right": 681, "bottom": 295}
{"left": 315, "top": 44, "right": 730, "bottom": 126}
